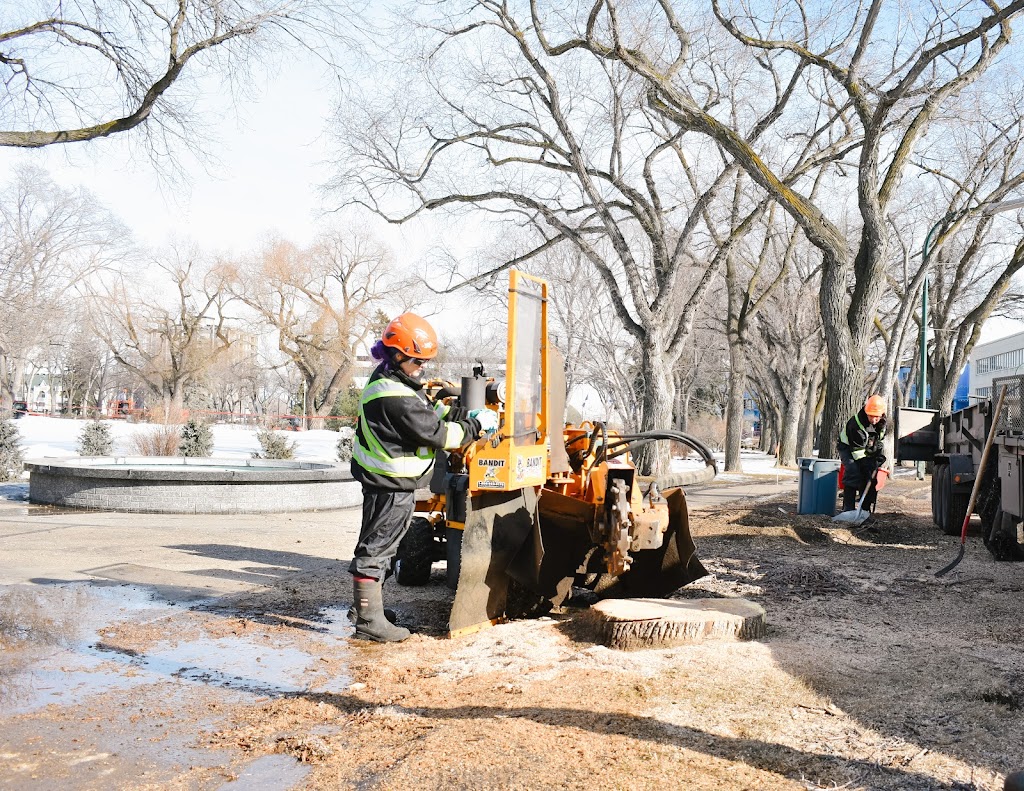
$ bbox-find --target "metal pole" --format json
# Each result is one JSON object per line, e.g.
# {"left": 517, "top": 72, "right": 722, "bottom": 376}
{"left": 917, "top": 220, "right": 944, "bottom": 480}
{"left": 918, "top": 277, "right": 928, "bottom": 409}
{"left": 916, "top": 277, "right": 929, "bottom": 480}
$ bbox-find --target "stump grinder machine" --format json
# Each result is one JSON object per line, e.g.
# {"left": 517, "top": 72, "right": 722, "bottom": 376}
{"left": 394, "top": 270, "right": 718, "bottom": 636}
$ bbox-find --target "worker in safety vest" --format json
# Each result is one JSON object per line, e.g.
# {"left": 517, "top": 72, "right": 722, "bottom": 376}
{"left": 837, "top": 394, "right": 888, "bottom": 513}
{"left": 349, "top": 313, "right": 497, "bottom": 642}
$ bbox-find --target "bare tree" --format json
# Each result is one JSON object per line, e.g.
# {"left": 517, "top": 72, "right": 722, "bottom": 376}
{"left": 528, "top": 0, "right": 1024, "bottom": 455}
{"left": 226, "top": 229, "right": 393, "bottom": 429}
{"left": 91, "top": 247, "right": 234, "bottom": 419}
{"left": 328, "top": 2, "right": 851, "bottom": 473}
{"left": 674, "top": 318, "right": 729, "bottom": 438}
{"left": 722, "top": 202, "right": 805, "bottom": 470}
{"left": 0, "top": 165, "right": 126, "bottom": 413}
{"left": 921, "top": 112, "right": 1024, "bottom": 416}
{"left": 0, "top": 0, "right": 352, "bottom": 153}
{"left": 748, "top": 263, "right": 826, "bottom": 467}
{"left": 197, "top": 336, "right": 266, "bottom": 418}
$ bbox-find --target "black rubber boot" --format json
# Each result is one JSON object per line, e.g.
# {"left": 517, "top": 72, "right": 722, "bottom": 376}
{"left": 347, "top": 605, "right": 397, "bottom": 625}
{"left": 352, "top": 579, "right": 410, "bottom": 643}
{"left": 842, "top": 487, "right": 859, "bottom": 511}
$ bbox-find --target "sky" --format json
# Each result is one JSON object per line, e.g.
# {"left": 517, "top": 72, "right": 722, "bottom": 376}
{"left": 0, "top": 43, "right": 494, "bottom": 340}
{"left": 0, "top": 54, "right": 370, "bottom": 253}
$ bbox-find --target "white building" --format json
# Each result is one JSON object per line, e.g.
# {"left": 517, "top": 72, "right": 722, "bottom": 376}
{"left": 970, "top": 330, "right": 1024, "bottom": 398}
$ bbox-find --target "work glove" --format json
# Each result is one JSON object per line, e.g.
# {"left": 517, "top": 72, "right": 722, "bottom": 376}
{"left": 468, "top": 408, "right": 498, "bottom": 435}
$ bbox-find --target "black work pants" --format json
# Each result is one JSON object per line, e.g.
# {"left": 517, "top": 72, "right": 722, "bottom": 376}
{"left": 348, "top": 487, "right": 416, "bottom": 580}
{"left": 838, "top": 448, "right": 878, "bottom": 512}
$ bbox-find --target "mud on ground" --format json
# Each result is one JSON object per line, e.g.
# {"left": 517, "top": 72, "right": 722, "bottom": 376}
{"left": 2, "top": 476, "right": 1022, "bottom": 790}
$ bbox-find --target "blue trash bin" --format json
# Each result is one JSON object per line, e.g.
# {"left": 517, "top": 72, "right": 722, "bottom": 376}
{"left": 797, "top": 458, "right": 842, "bottom": 515}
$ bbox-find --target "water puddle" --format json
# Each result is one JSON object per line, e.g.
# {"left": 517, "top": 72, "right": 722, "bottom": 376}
{"left": 215, "top": 754, "right": 311, "bottom": 789}
{"left": 1, "top": 582, "right": 352, "bottom": 714}
{"left": 130, "top": 635, "right": 338, "bottom": 694}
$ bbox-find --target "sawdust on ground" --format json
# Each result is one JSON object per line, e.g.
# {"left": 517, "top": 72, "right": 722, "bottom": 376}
{"left": 3, "top": 475, "right": 1022, "bottom": 790}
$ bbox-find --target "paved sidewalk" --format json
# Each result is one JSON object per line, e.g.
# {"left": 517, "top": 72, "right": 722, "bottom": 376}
{"left": 0, "top": 499, "right": 364, "bottom": 595}
{"left": 686, "top": 477, "right": 798, "bottom": 511}
{"left": 1, "top": 475, "right": 796, "bottom": 594}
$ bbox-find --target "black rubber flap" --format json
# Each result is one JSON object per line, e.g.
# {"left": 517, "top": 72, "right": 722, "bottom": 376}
{"left": 448, "top": 488, "right": 539, "bottom": 634}
{"left": 524, "top": 487, "right": 598, "bottom": 606}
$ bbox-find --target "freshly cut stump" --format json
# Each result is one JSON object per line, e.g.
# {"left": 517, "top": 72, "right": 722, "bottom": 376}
{"left": 581, "top": 598, "right": 766, "bottom": 650}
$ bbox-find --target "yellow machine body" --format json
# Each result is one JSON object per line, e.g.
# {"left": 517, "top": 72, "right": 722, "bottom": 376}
{"left": 402, "top": 269, "right": 712, "bottom": 637}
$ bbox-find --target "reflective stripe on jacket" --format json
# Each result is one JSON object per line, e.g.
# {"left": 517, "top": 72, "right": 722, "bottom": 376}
{"left": 351, "top": 364, "right": 479, "bottom": 491}
{"left": 838, "top": 409, "right": 886, "bottom": 460}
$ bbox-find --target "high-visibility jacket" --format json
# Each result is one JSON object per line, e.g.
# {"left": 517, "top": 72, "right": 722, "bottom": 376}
{"left": 351, "top": 363, "right": 481, "bottom": 490}
{"left": 837, "top": 408, "right": 887, "bottom": 461}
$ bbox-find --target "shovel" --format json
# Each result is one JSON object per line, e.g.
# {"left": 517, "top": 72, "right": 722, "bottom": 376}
{"left": 832, "top": 485, "right": 872, "bottom": 526}
{"left": 832, "top": 467, "right": 887, "bottom": 526}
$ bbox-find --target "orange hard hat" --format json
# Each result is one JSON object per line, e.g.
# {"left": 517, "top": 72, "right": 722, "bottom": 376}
{"left": 382, "top": 313, "right": 438, "bottom": 360}
{"left": 865, "top": 394, "right": 886, "bottom": 417}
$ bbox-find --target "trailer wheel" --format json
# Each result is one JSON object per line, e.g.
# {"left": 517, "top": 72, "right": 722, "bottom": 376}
{"left": 932, "top": 464, "right": 947, "bottom": 527}
{"left": 394, "top": 517, "right": 434, "bottom": 586}
{"left": 946, "top": 489, "right": 971, "bottom": 537}
{"left": 977, "top": 466, "right": 1001, "bottom": 537}
{"left": 985, "top": 508, "right": 1024, "bottom": 561}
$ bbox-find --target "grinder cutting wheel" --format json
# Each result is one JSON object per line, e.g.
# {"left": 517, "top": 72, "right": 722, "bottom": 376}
{"left": 393, "top": 270, "right": 718, "bottom": 637}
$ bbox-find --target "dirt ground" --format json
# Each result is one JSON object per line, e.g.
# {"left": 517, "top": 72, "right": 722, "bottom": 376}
{"left": 2, "top": 475, "right": 1022, "bottom": 790}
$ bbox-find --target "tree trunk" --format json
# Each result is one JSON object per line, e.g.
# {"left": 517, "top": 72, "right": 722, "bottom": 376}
{"left": 818, "top": 256, "right": 862, "bottom": 458}
{"left": 0, "top": 353, "right": 12, "bottom": 414}
{"left": 776, "top": 345, "right": 811, "bottom": 467}
{"left": 724, "top": 341, "right": 747, "bottom": 473}
{"left": 930, "top": 366, "right": 961, "bottom": 422}
{"left": 633, "top": 343, "right": 675, "bottom": 476}
{"left": 673, "top": 370, "right": 690, "bottom": 433}
{"left": 797, "top": 365, "right": 821, "bottom": 458}
{"left": 776, "top": 397, "right": 801, "bottom": 467}
{"left": 161, "top": 387, "right": 186, "bottom": 423}
{"left": 760, "top": 410, "right": 776, "bottom": 455}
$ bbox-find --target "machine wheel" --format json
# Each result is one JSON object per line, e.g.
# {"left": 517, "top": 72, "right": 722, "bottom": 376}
{"left": 394, "top": 517, "right": 434, "bottom": 586}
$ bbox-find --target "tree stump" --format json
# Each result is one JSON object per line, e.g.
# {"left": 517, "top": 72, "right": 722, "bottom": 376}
{"left": 579, "top": 597, "right": 766, "bottom": 650}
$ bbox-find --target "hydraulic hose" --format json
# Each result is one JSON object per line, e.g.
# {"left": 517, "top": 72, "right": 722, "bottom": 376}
{"left": 600, "top": 430, "right": 718, "bottom": 474}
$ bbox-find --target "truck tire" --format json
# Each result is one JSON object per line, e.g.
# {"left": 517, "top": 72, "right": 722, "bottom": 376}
{"left": 394, "top": 517, "right": 434, "bottom": 586}
{"left": 946, "top": 489, "right": 971, "bottom": 537}
{"left": 977, "top": 466, "right": 1001, "bottom": 537}
{"left": 984, "top": 507, "right": 1024, "bottom": 561}
{"left": 932, "top": 464, "right": 948, "bottom": 528}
